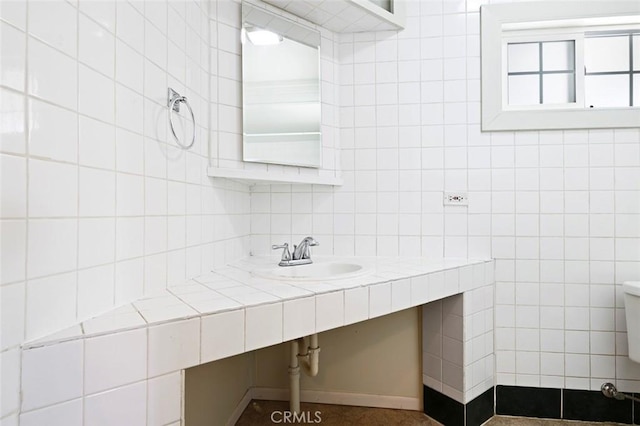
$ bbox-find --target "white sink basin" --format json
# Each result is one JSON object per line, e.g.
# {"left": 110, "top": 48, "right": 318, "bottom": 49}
{"left": 253, "top": 262, "right": 369, "bottom": 282}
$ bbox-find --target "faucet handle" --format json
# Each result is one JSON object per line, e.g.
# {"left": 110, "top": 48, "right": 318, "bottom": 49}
{"left": 272, "top": 243, "right": 291, "bottom": 261}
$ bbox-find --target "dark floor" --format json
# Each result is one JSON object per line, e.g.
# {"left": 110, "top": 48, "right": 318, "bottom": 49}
{"left": 235, "top": 400, "right": 628, "bottom": 425}
{"left": 235, "top": 400, "right": 437, "bottom": 425}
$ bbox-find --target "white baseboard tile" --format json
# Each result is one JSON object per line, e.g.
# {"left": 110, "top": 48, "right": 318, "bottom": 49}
{"left": 226, "top": 389, "right": 253, "bottom": 426}
{"left": 250, "top": 387, "right": 422, "bottom": 411}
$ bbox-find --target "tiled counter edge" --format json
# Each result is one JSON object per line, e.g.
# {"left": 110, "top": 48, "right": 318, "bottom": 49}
{"left": 16, "top": 258, "right": 495, "bottom": 426}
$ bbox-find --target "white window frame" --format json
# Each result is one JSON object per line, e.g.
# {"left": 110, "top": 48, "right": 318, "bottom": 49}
{"left": 481, "top": 1, "right": 640, "bottom": 131}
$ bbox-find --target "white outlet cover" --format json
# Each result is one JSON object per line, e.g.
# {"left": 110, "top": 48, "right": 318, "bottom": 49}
{"left": 444, "top": 192, "right": 468, "bottom": 206}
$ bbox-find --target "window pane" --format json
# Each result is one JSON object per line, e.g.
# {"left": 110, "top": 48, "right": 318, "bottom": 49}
{"left": 585, "top": 35, "right": 629, "bottom": 73}
{"left": 634, "top": 75, "right": 639, "bottom": 106}
{"left": 634, "top": 35, "right": 639, "bottom": 71}
{"left": 509, "top": 74, "right": 539, "bottom": 105}
{"left": 543, "top": 73, "right": 575, "bottom": 104}
{"left": 542, "top": 41, "right": 574, "bottom": 71}
{"left": 508, "top": 43, "right": 539, "bottom": 73}
{"left": 585, "top": 74, "right": 629, "bottom": 108}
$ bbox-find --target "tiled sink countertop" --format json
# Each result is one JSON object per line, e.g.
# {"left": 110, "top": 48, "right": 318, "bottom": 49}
{"left": 25, "top": 256, "right": 494, "bottom": 351}
{"left": 19, "top": 256, "right": 494, "bottom": 425}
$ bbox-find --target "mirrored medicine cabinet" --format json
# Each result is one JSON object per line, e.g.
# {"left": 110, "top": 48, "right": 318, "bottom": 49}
{"left": 241, "top": 3, "right": 322, "bottom": 168}
{"left": 481, "top": 1, "right": 640, "bottom": 131}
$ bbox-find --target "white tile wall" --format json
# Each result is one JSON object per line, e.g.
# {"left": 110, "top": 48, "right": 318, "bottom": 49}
{"left": 1, "top": 1, "right": 253, "bottom": 422}
{"left": 200, "top": 308, "right": 245, "bottom": 362}
{"left": 21, "top": 339, "right": 84, "bottom": 411}
{"left": 148, "top": 318, "right": 201, "bottom": 377}
{"left": 147, "top": 372, "right": 182, "bottom": 426}
{"left": 422, "top": 264, "right": 494, "bottom": 404}
{"left": 84, "top": 329, "right": 147, "bottom": 395}
{"left": 1, "top": 0, "right": 252, "bottom": 331}
{"left": 249, "top": 0, "right": 640, "bottom": 393}
{"left": 4, "top": 0, "right": 640, "bottom": 423}
{"left": 283, "top": 296, "right": 316, "bottom": 340}
{"left": 84, "top": 382, "right": 147, "bottom": 426}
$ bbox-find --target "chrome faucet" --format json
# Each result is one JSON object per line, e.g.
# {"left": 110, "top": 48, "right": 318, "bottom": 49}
{"left": 272, "top": 236, "right": 319, "bottom": 267}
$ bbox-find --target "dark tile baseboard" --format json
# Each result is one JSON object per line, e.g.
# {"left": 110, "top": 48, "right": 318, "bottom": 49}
{"left": 564, "top": 388, "right": 632, "bottom": 424}
{"left": 496, "top": 385, "right": 637, "bottom": 425}
{"left": 426, "top": 385, "right": 639, "bottom": 425}
{"left": 423, "top": 386, "right": 493, "bottom": 426}
{"left": 496, "top": 385, "right": 561, "bottom": 419}
{"left": 467, "top": 387, "right": 494, "bottom": 426}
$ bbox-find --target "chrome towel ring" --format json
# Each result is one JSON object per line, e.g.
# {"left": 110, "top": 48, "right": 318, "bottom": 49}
{"left": 167, "top": 88, "right": 195, "bottom": 150}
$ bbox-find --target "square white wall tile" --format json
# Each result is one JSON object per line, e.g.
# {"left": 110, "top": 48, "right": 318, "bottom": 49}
{"left": 19, "top": 399, "right": 82, "bottom": 426}
{"left": 201, "top": 309, "right": 245, "bottom": 362}
{"left": 0, "top": 21, "right": 25, "bottom": 91}
{"left": 79, "top": 116, "right": 115, "bottom": 169}
{"left": 79, "top": 0, "right": 115, "bottom": 32}
{"left": 1, "top": 348, "right": 20, "bottom": 417}
{"left": 79, "top": 64, "right": 115, "bottom": 123}
{"left": 283, "top": 297, "right": 316, "bottom": 341}
{"left": 21, "top": 340, "right": 83, "bottom": 411}
{"left": 246, "top": 303, "right": 283, "bottom": 351}
{"left": 79, "top": 168, "right": 116, "bottom": 217}
{"left": 79, "top": 14, "right": 114, "bottom": 77}
{"left": 1, "top": 220, "right": 26, "bottom": 285}
{"left": 27, "top": 100, "right": 78, "bottom": 164}
{"left": 392, "top": 278, "right": 411, "bottom": 310}
{"left": 316, "top": 291, "right": 344, "bottom": 333}
{"left": 1, "top": 282, "right": 25, "bottom": 350}
{"left": 28, "top": 0, "right": 77, "bottom": 57}
{"left": 429, "top": 272, "right": 446, "bottom": 300}
{"left": 0, "top": 155, "right": 26, "bottom": 218}
{"left": 27, "top": 38, "right": 77, "bottom": 110}
{"left": 78, "top": 218, "right": 115, "bottom": 268}
{"left": 84, "top": 328, "right": 147, "bottom": 395}
{"left": 115, "top": 39, "right": 143, "bottom": 90}
{"left": 76, "top": 254, "right": 115, "bottom": 309}
{"left": 116, "top": 1, "right": 144, "bottom": 53}
{"left": 28, "top": 159, "right": 77, "bottom": 217}
{"left": 344, "top": 286, "right": 368, "bottom": 325}
{"left": 84, "top": 382, "right": 146, "bottom": 426}
{"left": 369, "top": 282, "right": 391, "bottom": 319}
{"left": 148, "top": 318, "right": 200, "bottom": 377}
{"left": 147, "top": 372, "right": 182, "bottom": 426}
{"left": 0, "top": 87, "right": 26, "bottom": 154}
{"left": 25, "top": 272, "right": 77, "bottom": 341}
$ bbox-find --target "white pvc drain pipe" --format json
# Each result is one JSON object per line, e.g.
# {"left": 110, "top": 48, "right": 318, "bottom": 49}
{"left": 289, "top": 334, "right": 321, "bottom": 413}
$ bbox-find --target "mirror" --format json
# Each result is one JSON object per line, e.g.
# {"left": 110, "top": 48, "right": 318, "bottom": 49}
{"left": 241, "top": 3, "right": 322, "bottom": 168}
{"left": 481, "top": 1, "right": 640, "bottom": 131}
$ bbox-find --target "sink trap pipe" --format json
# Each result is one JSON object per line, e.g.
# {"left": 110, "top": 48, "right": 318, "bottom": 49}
{"left": 289, "top": 334, "right": 321, "bottom": 413}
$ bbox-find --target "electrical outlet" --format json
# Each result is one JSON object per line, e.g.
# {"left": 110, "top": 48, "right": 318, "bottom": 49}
{"left": 444, "top": 192, "right": 468, "bottom": 206}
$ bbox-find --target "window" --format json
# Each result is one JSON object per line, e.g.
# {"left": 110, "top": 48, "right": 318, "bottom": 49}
{"left": 481, "top": 2, "right": 640, "bottom": 131}
{"left": 507, "top": 41, "right": 576, "bottom": 106}
{"left": 585, "top": 33, "right": 639, "bottom": 107}
{"left": 504, "top": 31, "right": 639, "bottom": 110}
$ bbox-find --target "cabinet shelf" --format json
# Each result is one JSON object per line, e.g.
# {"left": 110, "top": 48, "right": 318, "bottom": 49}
{"left": 261, "top": 0, "right": 405, "bottom": 33}
{"left": 207, "top": 167, "right": 343, "bottom": 186}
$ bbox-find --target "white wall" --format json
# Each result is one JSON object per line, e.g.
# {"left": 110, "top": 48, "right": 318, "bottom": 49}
{"left": 250, "top": 0, "right": 640, "bottom": 393}
{"left": 0, "top": 2, "right": 252, "bottom": 421}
